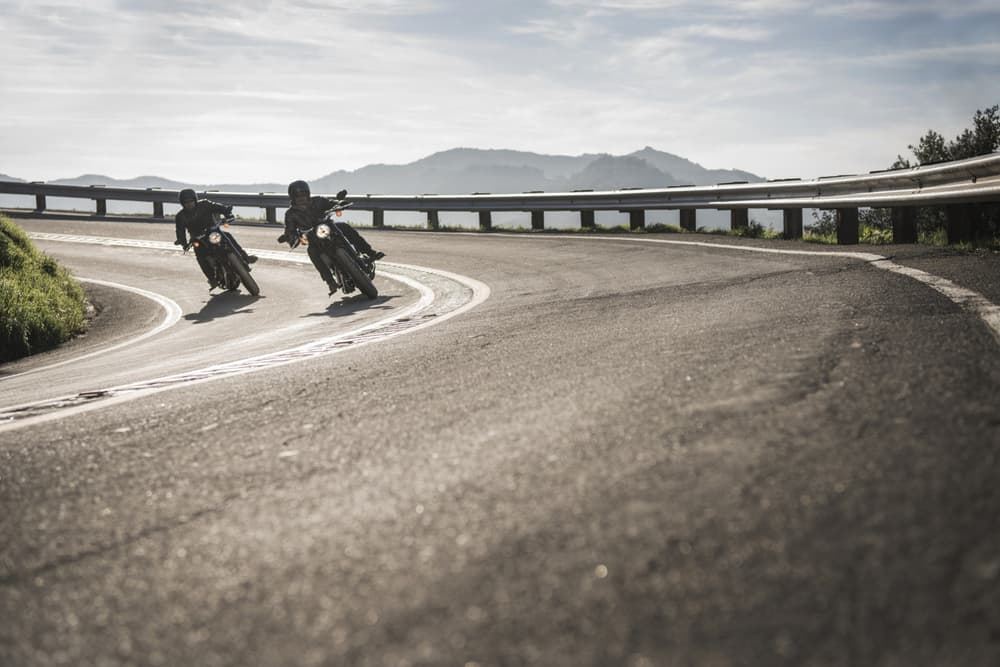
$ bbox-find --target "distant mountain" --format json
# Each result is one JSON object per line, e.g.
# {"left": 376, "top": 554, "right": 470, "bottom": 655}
{"left": 51, "top": 174, "right": 190, "bottom": 189}
{"left": 567, "top": 154, "right": 683, "bottom": 190}
{"left": 2, "top": 147, "right": 765, "bottom": 201}
{"left": 314, "top": 146, "right": 762, "bottom": 195}
{"left": 411, "top": 148, "right": 602, "bottom": 180}
{"left": 48, "top": 174, "right": 288, "bottom": 194}
{"left": 0, "top": 174, "right": 25, "bottom": 183}
{"left": 626, "top": 147, "right": 761, "bottom": 185}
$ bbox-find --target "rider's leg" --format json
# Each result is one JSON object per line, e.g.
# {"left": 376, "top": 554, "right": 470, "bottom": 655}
{"left": 335, "top": 223, "right": 383, "bottom": 259}
{"left": 223, "top": 231, "right": 257, "bottom": 263}
{"left": 194, "top": 246, "right": 217, "bottom": 286}
{"left": 307, "top": 243, "right": 338, "bottom": 290}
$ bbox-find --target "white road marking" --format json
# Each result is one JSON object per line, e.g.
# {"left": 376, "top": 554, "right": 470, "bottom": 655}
{"left": 408, "top": 230, "right": 1000, "bottom": 345}
{"left": 0, "top": 234, "right": 490, "bottom": 432}
{"left": 875, "top": 262, "right": 1000, "bottom": 341}
{"left": 0, "top": 278, "right": 183, "bottom": 381}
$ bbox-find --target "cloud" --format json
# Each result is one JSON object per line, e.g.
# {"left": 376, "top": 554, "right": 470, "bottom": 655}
{"left": 547, "top": 0, "right": 807, "bottom": 14}
{"left": 1, "top": 0, "right": 997, "bottom": 184}
{"left": 661, "top": 22, "right": 773, "bottom": 41}
{"left": 814, "top": 0, "right": 1000, "bottom": 18}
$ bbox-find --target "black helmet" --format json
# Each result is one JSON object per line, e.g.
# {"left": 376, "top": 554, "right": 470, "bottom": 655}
{"left": 178, "top": 188, "right": 197, "bottom": 204}
{"left": 288, "top": 180, "right": 310, "bottom": 199}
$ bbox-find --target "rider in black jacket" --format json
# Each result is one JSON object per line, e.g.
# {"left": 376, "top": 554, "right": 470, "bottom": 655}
{"left": 282, "top": 180, "right": 384, "bottom": 294}
{"left": 174, "top": 189, "right": 257, "bottom": 290}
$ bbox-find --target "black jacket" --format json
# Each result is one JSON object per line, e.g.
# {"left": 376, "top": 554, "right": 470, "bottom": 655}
{"left": 283, "top": 196, "right": 337, "bottom": 246}
{"left": 175, "top": 199, "right": 231, "bottom": 245}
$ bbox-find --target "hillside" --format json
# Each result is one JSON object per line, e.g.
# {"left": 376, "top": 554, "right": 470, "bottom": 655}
{"left": 0, "top": 214, "right": 86, "bottom": 361}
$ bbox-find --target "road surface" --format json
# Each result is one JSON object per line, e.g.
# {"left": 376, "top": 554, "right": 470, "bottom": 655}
{"left": 2, "top": 218, "right": 999, "bottom": 666}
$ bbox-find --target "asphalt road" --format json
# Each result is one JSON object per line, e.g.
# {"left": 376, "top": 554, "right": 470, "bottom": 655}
{"left": 2, "top": 218, "right": 999, "bottom": 666}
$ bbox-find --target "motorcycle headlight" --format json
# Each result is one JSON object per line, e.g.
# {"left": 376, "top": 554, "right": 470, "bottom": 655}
{"left": 316, "top": 224, "right": 331, "bottom": 239}
{"left": 208, "top": 231, "right": 222, "bottom": 244}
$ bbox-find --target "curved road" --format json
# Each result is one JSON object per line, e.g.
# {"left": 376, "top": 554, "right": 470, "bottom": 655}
{"left": 2, "top": 218, "right": 999, "bottom": 666}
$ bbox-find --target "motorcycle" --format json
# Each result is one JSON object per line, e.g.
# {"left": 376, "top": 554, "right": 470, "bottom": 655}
{"left": 278, "top": 192, "right": 379, "bottom": 300}
{"left": 186, "top": 216, "right": 260, "bottom": 297}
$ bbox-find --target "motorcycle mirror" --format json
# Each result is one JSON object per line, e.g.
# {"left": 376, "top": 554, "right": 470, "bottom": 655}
{"left": 336, "top": 189, "right": 348, "bottom": 200}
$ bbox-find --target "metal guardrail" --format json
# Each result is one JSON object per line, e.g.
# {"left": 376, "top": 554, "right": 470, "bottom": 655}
{"left": 2, "top": 152, "right": 998, "bottom": 243}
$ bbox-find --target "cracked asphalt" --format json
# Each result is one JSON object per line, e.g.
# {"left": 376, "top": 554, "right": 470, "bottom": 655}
{"left": 2, "top": 219, "right": 999, "bottom": 666}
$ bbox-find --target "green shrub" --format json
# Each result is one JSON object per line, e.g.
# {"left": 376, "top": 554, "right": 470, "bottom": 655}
{"left": 860, "top": 224, "right": 893, "bottom": 245}
{"left": 0, "top": 215, "right": 87, "bottom": 361}
{"left": 644, "top": 223, "right": 682, "bottom": 233}
{"left": 729, "top": 220, "right": 781, "bottom": 240}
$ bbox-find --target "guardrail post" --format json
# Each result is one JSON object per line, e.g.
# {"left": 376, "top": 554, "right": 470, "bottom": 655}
{"left": 628, "top": 209, "right": 645, "bottom": 231}
{"left": 479, "top": 211, "right": 493, "bottom": 231}
{"left": 970, "top": 204, "right": 990, "bottom": 244}
{"left": 891, "top": 207, "right": 917, "bottom": 244}
{"left": 35, "top": 194, "right": 47, "bottom": 212}
{"left": 580, "top": 210, "right": 595, "bottom": 229}
{"left": 680, "top": 209, "right": 696, "bottom": 231}
{"left": 372, "top": 209, "right": 385, "bottom": 228}
{"left": 146, "top": 188, "right": 163, "bottom": 218}
{"left": 426, "top": 210, "right": 440, "bottom": 230}
{"left": 89, "top": 185, "right": 107, "bottom": 217}
{"left": 531, "top": 210, "right": 544, "bottom": 231}
{"left": 730, "top": 209, "right": 749, "bottom": 231}
{"left": 836, "top": 208, "right": 859, "bottom": 245}
{"left": 946, "top": 204, "right": 973, "bottom": 244}
{"left": 782, "top": 209, "right": 803, "bottom": 239}
{"left": 260, "top": 194, "right": 277, "bottom": 225}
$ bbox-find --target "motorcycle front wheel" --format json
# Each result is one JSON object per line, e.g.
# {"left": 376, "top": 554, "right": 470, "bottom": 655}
{"left": 334, "top": 247, "right": 378, "bottom": 299}
{"left": 227, "top": 251, "right": 260, "bottom": 296}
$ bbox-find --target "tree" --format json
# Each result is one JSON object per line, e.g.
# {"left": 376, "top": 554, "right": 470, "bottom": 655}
{"left": 952, "top": 105, "right": 1000, "bottom": 159}
{"left": 893, "top": 105, "right": 1000, "bottom": 245}
{"left": 910, "top": 129, "right": 950, "bottom": 164}
{"left": 900, "top": 104, "right": 1000, "bottom": 166}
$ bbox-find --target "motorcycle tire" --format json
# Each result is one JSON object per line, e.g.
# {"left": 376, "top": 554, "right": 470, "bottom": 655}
{"left": 334, "top": 247, "right": 378, "bottom": 299}
{"left": 227, "top": 251, "right": 260, "bottom": 296}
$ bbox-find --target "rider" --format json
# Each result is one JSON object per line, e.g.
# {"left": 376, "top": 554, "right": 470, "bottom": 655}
{"left": 281, "top": 180, "right": 385, "bottom": 295}
{"left": 174, "top": 188, "right": 257, "bottom": 290}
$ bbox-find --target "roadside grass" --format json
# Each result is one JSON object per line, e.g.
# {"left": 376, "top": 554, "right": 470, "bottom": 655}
{"left": 0, "top": 214, "right": 86, "bottom": 362}
{"left": 805, "top": 224, "right": 897, "bottom": 246}
{"left": 803, "top": 232, "right": 837, "bottom": 245}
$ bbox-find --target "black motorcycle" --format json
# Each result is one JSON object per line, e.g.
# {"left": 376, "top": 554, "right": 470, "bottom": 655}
{"left": 279, "top": 196, "right": 378, "bottom": 300}
{"left": 187, "top": 216, "right": 260, "bottom": 297}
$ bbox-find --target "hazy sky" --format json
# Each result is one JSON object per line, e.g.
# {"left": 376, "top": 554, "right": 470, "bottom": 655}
{"left": 2, "top": 0, "right": 998, "bottom": 185}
